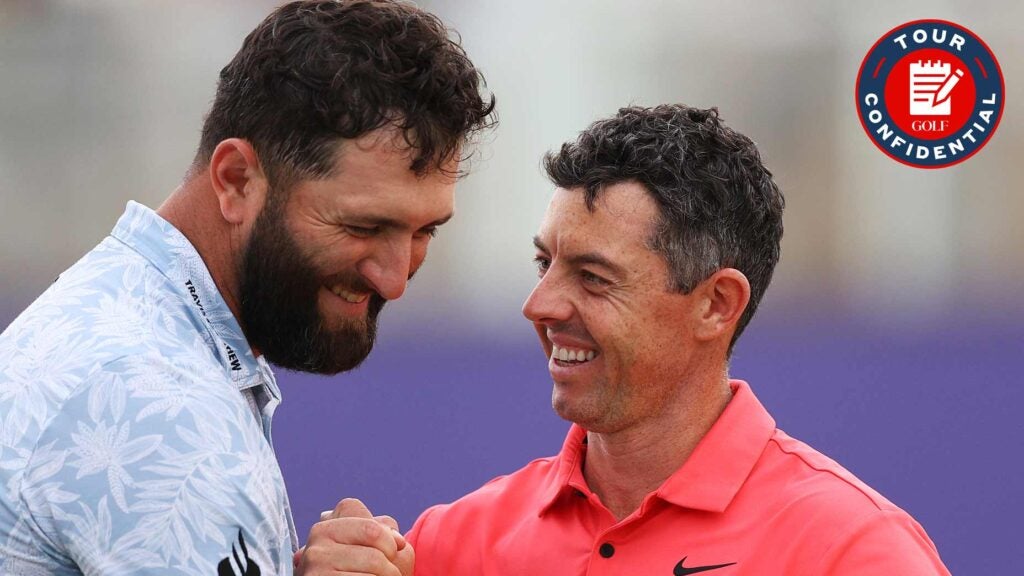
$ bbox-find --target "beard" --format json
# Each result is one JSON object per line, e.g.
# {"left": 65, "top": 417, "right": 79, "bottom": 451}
{"left": 238, "top": 194, "right": 386, "bottom": 375}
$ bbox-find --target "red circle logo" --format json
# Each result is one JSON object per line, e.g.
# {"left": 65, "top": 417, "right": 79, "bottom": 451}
{"left": 883, "top": 48, "right": 976, "bottom": 141}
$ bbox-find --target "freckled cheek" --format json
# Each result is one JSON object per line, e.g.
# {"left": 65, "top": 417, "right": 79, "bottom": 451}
{"left": 590, "top": 309, "right": 647, "bottom": 372}
{"left": 575, "top": 305, "right": 615, "bottom": 349}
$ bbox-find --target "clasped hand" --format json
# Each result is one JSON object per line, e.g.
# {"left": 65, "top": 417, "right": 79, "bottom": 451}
{"left": 294, "top": 498, "right": 413, "bottom": 576}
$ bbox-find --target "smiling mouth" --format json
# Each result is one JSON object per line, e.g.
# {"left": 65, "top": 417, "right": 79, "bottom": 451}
{"left": 551, "top": 344, "right": 597, "bottom": 365}
{"left": 327, "top": 284, "right": 369, "bottom": 304}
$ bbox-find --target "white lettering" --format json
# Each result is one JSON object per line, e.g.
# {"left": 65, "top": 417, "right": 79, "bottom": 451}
{"left": 983, "top": 93, "right": 997, "bottom": 105}
{"left": 933, "top": 146, "right": 946, "bottom": 160}
{"left": 868, "top": 109, "right": 882, "bottom": 124}
{"left": 897, "top": 28, "right": 966, "bottom": 50}
{"left": 876, "top": 123, "right": 894, "bottom": 140}
{"left": 949, "top": 139, "right": 965, "bottom": 155}
{"left": 979, "top": 110, "right": 993, "bottom": 124}
{"left": 865, "top": 92, "right": 879, "bottom": 106}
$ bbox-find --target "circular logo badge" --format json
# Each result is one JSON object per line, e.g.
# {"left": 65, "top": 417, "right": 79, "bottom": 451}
{"left": 856, "top": 20, "right": 1004, "bottom": 168}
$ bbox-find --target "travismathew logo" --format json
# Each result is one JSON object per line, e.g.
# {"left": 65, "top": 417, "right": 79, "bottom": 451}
{"left": 225, "top": 343, "right": 242, "bottom": 371}
{"left": 218, "top": 530, "right": 261, "bottom": 576}
{"left": 673, "top": 556, "right": 736, "bottom": 575}
{"left": 185, "top": 279, "right": 207, "bottom": 318}
{"left": 185, "top": 278, "right": 242, "bottom": 372}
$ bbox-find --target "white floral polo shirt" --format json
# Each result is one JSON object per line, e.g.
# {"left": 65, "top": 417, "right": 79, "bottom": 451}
{"left": 0, "top": 201, "right": 298, "bottom": 575}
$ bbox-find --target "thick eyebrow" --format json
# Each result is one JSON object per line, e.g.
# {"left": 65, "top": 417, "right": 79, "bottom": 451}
{"left": 353, "top": 212, "right": 454, "bottom": 230}
{"left": 424, "top": 213, "right": 454, "bottom": 228}
{"left": 533, "top": 235, "right": 627, "bottom": 277}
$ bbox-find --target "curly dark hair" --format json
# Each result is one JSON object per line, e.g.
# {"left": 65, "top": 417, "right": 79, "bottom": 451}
{"left": 195, "top": 0, "right": 495, "bottom": 184}
{"left": 543, "top": 104, "right": 784, "bottom": 352}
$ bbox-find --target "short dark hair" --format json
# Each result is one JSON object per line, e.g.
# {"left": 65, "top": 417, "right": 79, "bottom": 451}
{"left": 196, "top": 0, "right": 495, "bottom": 184}
{"left": 543, "top": 104, "right": 784, "bottom": 351}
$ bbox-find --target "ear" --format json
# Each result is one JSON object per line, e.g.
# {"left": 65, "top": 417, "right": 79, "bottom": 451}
{"left": 692, "top": 268, "right": 751, "bottom": 344}
{"left": 208, "top": 138, "right": 269, "bottom": 225}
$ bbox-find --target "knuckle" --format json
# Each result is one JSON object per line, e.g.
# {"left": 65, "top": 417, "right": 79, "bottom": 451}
{"left": 301, "top": 544, "right": 326, "bottom": 565}
{"left": 362, "top": 518, "right": 384, "bottom": 541}
{"left": 306, "top": 523, "right": 326, "bottom": 542}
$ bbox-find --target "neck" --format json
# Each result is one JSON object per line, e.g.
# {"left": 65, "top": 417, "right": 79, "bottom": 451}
{"left": 156, "top": 174, "right": 246, "bottom": 324}
{"left": 582, "top": 370, "right": 733, "bottom": 521}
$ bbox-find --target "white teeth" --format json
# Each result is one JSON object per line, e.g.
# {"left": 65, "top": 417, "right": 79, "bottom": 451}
{"left": 551, "top": 345, "right": 596, "bottom": 364}
{"left": 328, "top": 285, "right": 368, "bottom": 304}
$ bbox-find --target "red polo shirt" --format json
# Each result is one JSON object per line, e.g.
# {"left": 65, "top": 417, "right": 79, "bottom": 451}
{"left": 408, "top": 381, "right": 949, "bottom": 575}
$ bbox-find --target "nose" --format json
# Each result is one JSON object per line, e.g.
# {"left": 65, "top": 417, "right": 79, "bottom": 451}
{"left": 522, "top": 270, "right": 573, "bottom": 325}
{"left": 359, "top": 237, "right": 417, "bottom": 301}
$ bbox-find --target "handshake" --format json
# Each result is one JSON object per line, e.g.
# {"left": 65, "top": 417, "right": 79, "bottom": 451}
{"left": 294, "top": 499, "right": 413, "bottom": 576}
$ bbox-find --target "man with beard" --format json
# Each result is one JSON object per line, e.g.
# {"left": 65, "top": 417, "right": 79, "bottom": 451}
{"left": 406, "top": 105, "right": 949, "bottom": 574}
{"left": 0, "top": 1, "right": 493, "bottom": 575}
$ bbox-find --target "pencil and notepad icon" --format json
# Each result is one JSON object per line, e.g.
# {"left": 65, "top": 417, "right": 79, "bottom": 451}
{"left": 910, "top": 61, "right": 964, "bottom": 116}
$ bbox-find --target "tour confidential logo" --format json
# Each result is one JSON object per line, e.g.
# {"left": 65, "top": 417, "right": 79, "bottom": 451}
{"left": 856, "top": 20, "right": 1004, "bottom": 168}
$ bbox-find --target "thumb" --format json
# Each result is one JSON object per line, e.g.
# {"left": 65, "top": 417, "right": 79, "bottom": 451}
{"left": 330, "top": 497, "right": 374, "bottom": 519}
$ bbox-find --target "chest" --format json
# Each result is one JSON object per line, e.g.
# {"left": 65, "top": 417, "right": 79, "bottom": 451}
{"left": 446, "top": 504, "right": 818, "bottom": 576}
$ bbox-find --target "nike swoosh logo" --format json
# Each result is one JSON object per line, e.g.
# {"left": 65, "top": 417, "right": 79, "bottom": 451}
{"left": 673, "top": 556, "right": 737, "bottom": 575}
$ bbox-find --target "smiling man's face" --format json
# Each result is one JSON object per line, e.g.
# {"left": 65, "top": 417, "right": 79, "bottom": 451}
{"left": 523, "top": 183, "right": 703, "bottom": 433}
{"left": 239, "top": 128, "right": 456, "bottom": 374}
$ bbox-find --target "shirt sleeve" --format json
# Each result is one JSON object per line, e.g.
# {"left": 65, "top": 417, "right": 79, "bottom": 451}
{"left": 407, "top": 504, "right": 447, "bottom": 576}
{"left": 18, "top": 361, "right": 292, "bottom": 575}
{"left": 815, "top": 509, "right": 951, "bottom": 575}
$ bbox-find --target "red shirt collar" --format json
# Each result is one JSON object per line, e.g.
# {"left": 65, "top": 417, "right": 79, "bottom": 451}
{"left": 538, "top": 380, "right": 776, "bottom": 515}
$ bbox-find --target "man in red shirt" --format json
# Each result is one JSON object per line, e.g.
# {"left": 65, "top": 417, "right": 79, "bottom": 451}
{"left": 406, "top": 104, "right": 950, "bottom": 575}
